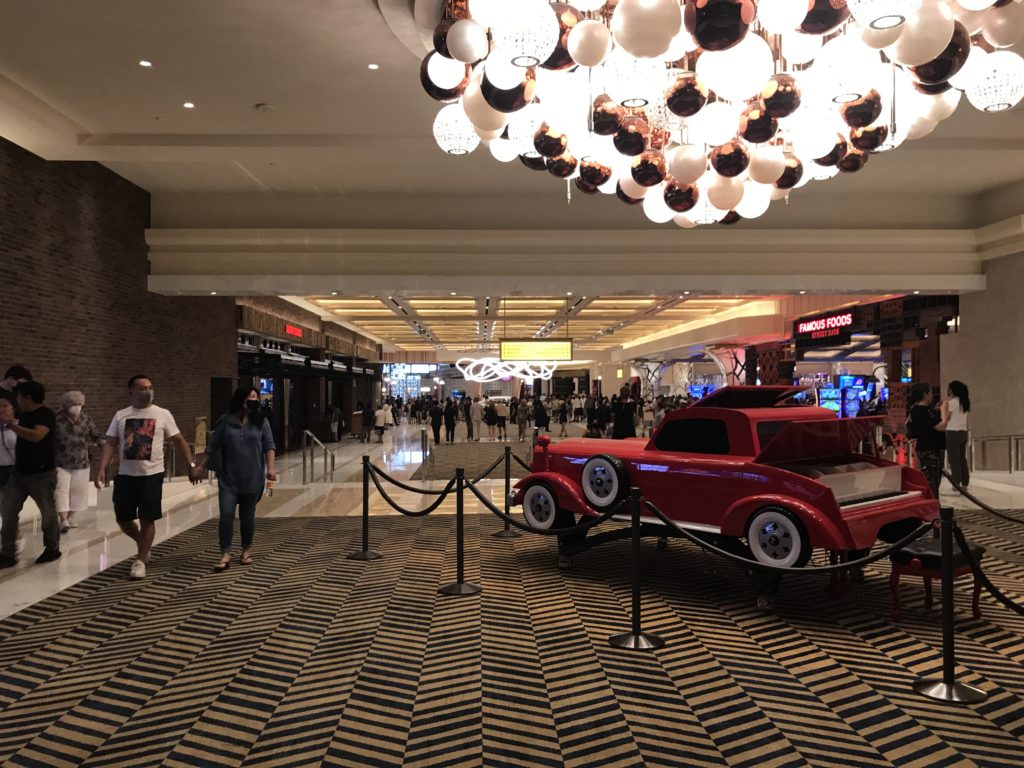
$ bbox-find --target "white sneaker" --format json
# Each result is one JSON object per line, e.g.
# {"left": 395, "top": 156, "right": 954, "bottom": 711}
{"left": 68, "top": 519, "right": 79, "bottom": 529}
{"left": 129, "top": 559, "right": 147, "bottom": 579}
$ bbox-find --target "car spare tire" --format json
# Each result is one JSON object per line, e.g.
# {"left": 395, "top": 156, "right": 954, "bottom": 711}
{"left": 580, "top": 454, "right": 629, "bottom": 510}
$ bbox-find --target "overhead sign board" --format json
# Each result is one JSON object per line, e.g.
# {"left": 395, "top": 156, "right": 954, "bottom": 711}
{"left": 794, "top": 310, "right": 857, "bottom": 355}
{"left": 285, "top": 324, "right": 304, "bottom": 338}
{"left": 500, "top": 339, "right": 573, "bottom": 362}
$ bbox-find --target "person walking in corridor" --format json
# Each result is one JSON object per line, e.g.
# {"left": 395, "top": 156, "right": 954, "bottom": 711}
{"left": 195, "top": 387, "right": 277, "bottom": 572}
{"left": 53, "top": 390, "right": 104, "bottom": 532}
{"left": 0, "top": 382, "right": 62, "bottom": 567}
{"left": 430, "top": 400, "right": 444, "bottom": 446}
{"left": 907, "top": 383, "right": 947, "bottom": 499}
{"left": 95, "top": 375, "right": 198, "bottom": 579}
{"left": 942, "top": 380, "right": 971, "bottom": 490}
{"left": 463, "top": 397, "right": 473, "bottom": 442}
{"left": 443, "top": 398, "right": 457, "bottom": 444}
{"left": 470, "top": 397, "right": 483, "bottom": 442}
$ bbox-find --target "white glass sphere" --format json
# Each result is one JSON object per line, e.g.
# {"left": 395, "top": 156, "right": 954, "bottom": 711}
{"left": 474, "top": 125, "right": 504, "bottom": 141}
{"left": 434, "top": 104, "right": 481, "bottom": 155}
{"left": 669, "top": 144, "right": 708, "bottom": 184}
{"left": 507, "top": 103, "right": 545, "bottom": 153}
{"left": 688, "top": 194, "right": 728, "bottom": 225}
{"left": 489, "top": 137, "right": 519, "bottom": 162}
{"left": 921, "top": 88, "right": 961, "bottom": 122}
{"left": 707, "top": 174, "right": 744, "bottom": 211}
{"left": 782, "top": 33, "right": 822, "bottom": 65}
{"left": 949, "top": 45, "right": 987, "bottom": 90}
{"left": 905, "top": 115, "right": 938, "bottom": 140}
{"left": 427, "top": 51, "right": 471, "bottom": 90}
{"left": 770, "top": 186, "right": 791, "bottom": 201}
{"left": 484, "top": 56, "right": 527, "bottom": 90}
{"left": 847, "top": 0, "right": 922, "bottom": 30}
{"left": 620, "top": 175, "right": 650, "bottom": 199}
{"left": 663, "top": 28, "right": 699, "bottom": 63}
{"left": 643, "top": 185, "right": 676, "bottom": 223}
{"left": 858, "top": 21, "right": 905, "bottom": 49}
{"left": 448, "top": 19, "right": 490, "bottom": 63}
{"left": 964, "top": 50, "right": 1024, "bottom": 112}
{"left": 468, "top": 0, "right": 501, "bottom": 29}
{"left": 490, "top": 0, "right": 560, "bottom": 67}
{"left": 603, "top": 47, "right": 666, "bottom": 106}
{"left": 573, "top": 0, "right": 609, "bottom": 11}
{"left": 980, "top": 0, "right": 1024, "bottom": 49}
{"left": 758, "top": 0, "right": 809, "bottom": 35}
{"left": 462, "top": 78, "right": 508, "bottom": 132}
{"left": 810, "top": 163, "right": 841, "bottom": 181}
{"left": 611, "top": 0, "right": 682, "bottom": 59}
{"left": 697, "top": 35, "right": 774, "bottom": 103}
{"left": 734, "top": 180, "right": 773, "bottom": 219}
{"left": 568, "top": 19, "right": 613, "bottom": 67}
{"left": 673, "top": 213, "right": 698, "bottom": 229}
{"left": 956, "top": 0, "right": 997, "bottom": 11}
{"left": 885, "top": 0, "right": 955, "bottom": 66}
{"left": 748, "top": 144, "right": 787, "bottom": 184}
{"left": 691, "top": 100, "right": 741, "bottom": 146}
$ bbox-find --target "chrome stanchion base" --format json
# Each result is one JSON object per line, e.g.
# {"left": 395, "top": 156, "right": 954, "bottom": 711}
{"left": 347, "top": 550, "right": 382, "bottom": 561}
{"left": 438, "top": 581, "right": 482, "bottom": 596}
{"left": 608, "top": 631, "right": 665, "bottom": 651}
{"left": 913, "top": 679, "right": 988, "bottom": 704}
{"left": 492, "top": 528, "right": 522, "bottom": 539}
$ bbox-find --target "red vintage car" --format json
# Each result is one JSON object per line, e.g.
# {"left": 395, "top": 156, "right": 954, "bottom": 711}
{"left": 512, "top": 386, "right": 938, "bottom": 567}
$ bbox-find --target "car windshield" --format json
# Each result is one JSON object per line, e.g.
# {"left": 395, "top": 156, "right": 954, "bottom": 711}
{"left": 653, "top": 419, "right": 730, "bottom": 454}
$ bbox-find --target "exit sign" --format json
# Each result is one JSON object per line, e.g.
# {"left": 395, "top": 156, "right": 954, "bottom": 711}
{"left": 285, "top": 324, "right": 303, "bottom": 338}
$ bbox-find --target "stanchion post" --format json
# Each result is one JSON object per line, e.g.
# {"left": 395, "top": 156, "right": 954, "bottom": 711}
{"left": 532, "top": 427, "right": 539, "bottom": 453}
{"left": 609, "top": 488, "right": 664, "bottom": 651}
{"left": 494, "top": 445, "right": 522, "bottom": 539}
{"left": 440, "top": 468, "right": 482, "bottom": 596}
{"left": 348, "top": 455, "right": 382, "bottom": 561}
{"left": 912, "top": 506, "right": 986, "bottom": 704}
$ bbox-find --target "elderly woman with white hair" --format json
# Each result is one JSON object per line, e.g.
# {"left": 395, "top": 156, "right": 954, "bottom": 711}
{"left": 53, "top": 391, "right": 104, "bottom": 532}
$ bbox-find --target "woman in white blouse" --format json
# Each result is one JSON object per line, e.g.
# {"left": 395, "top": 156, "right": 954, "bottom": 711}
{"left": 941, "top": 380, "right": 971, "bottom": 489}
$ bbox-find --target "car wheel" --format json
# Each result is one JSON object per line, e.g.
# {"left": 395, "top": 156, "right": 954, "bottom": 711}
{"left": 522, "top": 483, "right": 562, "bottom": 531}
{"left": 745, "top": 507, "right": 811, "bottom": 569}
{"left": 580, "top": 454, "right": 628, "bottom": 510}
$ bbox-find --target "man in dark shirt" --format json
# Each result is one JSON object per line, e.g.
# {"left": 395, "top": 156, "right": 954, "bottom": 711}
{"left": 0, "top": 364, "right": 32, "bottom": 402}
{"left": 0, "top": 381, "right": 61, "bottom": 566}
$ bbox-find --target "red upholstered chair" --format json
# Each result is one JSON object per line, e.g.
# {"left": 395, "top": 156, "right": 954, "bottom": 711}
{"left": 889, "top": 535, "right": 985, "bottom": 621}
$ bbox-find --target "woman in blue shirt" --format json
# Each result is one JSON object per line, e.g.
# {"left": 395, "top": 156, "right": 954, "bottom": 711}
{"left": 197, "top": 387, "right": 277, "bottom": 572}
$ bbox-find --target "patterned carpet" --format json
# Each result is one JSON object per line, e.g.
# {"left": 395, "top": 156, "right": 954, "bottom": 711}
{"left": 1, "top": 510, "right": 1023, "bottom": 767}
{"left": 410, "top": 441, "right": 533, "bottom": 482}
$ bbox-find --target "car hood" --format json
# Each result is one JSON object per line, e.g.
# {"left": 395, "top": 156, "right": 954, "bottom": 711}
{"left": 547, "top": 437, "right": 649, "bottom": 456}
{"left": 755, "top": 416, "right": 883, "bottom": 464}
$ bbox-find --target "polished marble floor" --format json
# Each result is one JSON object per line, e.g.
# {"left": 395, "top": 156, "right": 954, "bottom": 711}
{"left": 0, "top": 418, "right": 1020, "bottom": 620}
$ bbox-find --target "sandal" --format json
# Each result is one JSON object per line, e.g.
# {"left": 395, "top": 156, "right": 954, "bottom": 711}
{"left": 213, "top": 557, "right": 231, "bottom": 573}
{"left": 239, "top": 554, "right": 253, "bottom": 566}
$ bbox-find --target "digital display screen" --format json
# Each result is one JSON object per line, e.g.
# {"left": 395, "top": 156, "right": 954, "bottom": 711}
{"left": 500, "top": 339, "right": 573, "bottom": 362}
{"left": 839, "top": 375, "right": 866, "bottom": 389}
{"left": 820, "top": 400, "right": 842, "bottom": 413}
{"left": 819, "top": 388, "right": 841, "bottom": 400}
{"left": 259, "top": 378, "right": 274, "bottom": 396}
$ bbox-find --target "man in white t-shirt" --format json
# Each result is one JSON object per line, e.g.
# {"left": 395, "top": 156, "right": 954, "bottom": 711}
{"left": 95, "top": 375, "right": 197, "bottom": 579}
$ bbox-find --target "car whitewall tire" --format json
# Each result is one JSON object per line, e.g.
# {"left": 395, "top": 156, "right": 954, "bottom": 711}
{"left": 522, "top": 483, "right": 560, "bottom": 531}
{"left": 580, "top": 454, "right": 628, "bottom": 509}
{"left": 746, "top": 507, "right": 811, "bottom": 568}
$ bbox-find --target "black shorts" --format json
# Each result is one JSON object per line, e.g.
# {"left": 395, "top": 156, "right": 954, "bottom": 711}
{"left": 113, "top": 473, "right": 165, "bottom": 522}
{"left": 497, "top": 417, "right": 507, "bottom": 428}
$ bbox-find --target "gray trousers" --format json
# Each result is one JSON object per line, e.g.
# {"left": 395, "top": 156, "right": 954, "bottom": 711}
{"left": 1, "top": 469, "right": 60, "bottom": 556}
{"left": 946, "top": 430, "right": 970, "bottom": 488}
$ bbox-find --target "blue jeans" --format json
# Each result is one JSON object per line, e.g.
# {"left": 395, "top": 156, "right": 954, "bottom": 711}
{"left": 218, "top": 484, "right": 261, "bottom": 552}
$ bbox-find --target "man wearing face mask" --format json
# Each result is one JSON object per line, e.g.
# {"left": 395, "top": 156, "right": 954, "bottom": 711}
{"left": 95, "top": 374, "right": 197, "bottom": 579}
{"left": 53, "top": 391, "right": 105, "bottom": 532}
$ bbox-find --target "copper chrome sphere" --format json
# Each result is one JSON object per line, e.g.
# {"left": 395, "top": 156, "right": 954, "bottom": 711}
{"left": 775, "top": 153, "right": 804, "bottom": 190}
{"left": 814, "top": 134, "right": 849, "bottom": 166}
{"left": 710, "top": 141, "right": 751, "bottom": 178}
{"left": 433, "top": 20, "right": 455, "bottom": 59}
{"left": 481, "top": 68, "right": 537, "bottom": 113}
{"left": 665, "top": 73, "right": 709, "bottom": 118}
{"left": 580, "top": 160, "right": 613, "bottom": 187}
{"left": 534, "top": 123, "right": 569, "bottom": 158}
{"left": 684, "top": 0, "right": 757, "bottom": 53}
{"left": 838, "top": 148, "right": 869, "bottom": 173}
{"left": 593, "top": 95, "right": 625, "bottom": 136}
{"left": 762, "top": 75, "right": 801, "bottom": 119}
{"left": 800, "top": 0, "right": 851, "bottom": 35}
{"left": 849, "top": 125, "right": 889, "bottom": 153}
{"left": 631, "top": 150, "right": 668, "bottom": 187}
{"left": 739, "top": 104, "right": 778, "bottom": 144}
{"left": 547, "top": 152, "right": 578, "bottom": 178}
{"left": 518, "top": 153, "right": 548, "bottom": 171}
{"left": 664, "top": 182, "right": 700, "bottom": 213}
{"left": 613, "top": 116, "right": 650, "bottom": 156}
{"left": 910, "top": 22, "right": 971, "bottom": 85}
{"left": 841, "top": 89, "right": 883, "bottom": 129}
{"left": 419, "top": 52, "right": 471, "bottom": 103}
{"left": 543, "top": 3, "right": 583, "bottom": 71}
{"left": 575, "top": 178, "right": 600, "bottom": 195}
{"left": 719, "top": 211, "right": 742, "bottom": 225}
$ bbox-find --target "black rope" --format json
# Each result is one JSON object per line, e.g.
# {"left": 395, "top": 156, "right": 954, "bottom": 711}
{"left": 370, "top": 469, "right": 456, "bottom": 517}
{"left": 466, "top": 481, "right": 627, "bottom": 536}
{"left": 953, "top": 524, "right": 1024, "bottom": 616}
{"left": 512, "top": 453, "right": 533, "bottom": 473}
{"left": 369, "top": 463, "right": 448, "bottom": 496}
{"left": 467, "top": 453, "right": 505, "bottom": 485}
{"left": 941, "top": 470, "right": 1024, "bottom": 525}
{"left": 643, "top": 499, "right": 935, "bottom": 575}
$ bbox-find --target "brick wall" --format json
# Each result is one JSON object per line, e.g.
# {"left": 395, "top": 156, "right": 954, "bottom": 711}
{"left": 0, "top": 137, "right": 237, "bottom": 444}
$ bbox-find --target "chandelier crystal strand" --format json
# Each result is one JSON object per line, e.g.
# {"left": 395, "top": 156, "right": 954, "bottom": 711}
{"left": 420, "top": 0, "right": 1024, "bottom": 227}
{"left": 456, "top": 358, "right": 558, "bottom": 382}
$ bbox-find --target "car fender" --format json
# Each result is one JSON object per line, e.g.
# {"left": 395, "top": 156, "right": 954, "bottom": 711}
{"left": 512, "top": 472, "right": 591, "bottom": 516}
{"left": 720, "top": 495, "right": 852, "bottom": 551}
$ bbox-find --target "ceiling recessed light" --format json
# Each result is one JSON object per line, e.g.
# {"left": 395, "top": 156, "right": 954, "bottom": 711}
{"left": 139, "top": 60, "right": 152, "bottom": 68}
{"left": 450, "top": 292, "right": 457, "bottom": 296}
{"left": 567, "top": 291, "right": 573, "bottom": 296}
{"left": 799, "top": 290, "right": 806, "bottom": 295}
{"left": 368, "top": 63, "right": 379, "bottom": 70}
{"left": 183, "top": 102, "right": 195, "bottom": 109}
{"left": 913, "top": 290, "right": 921, "bottom": 295}
{"left": 331, "top": 291, "right": 338, "bottom": 296}
{"left": 210, "top": 291, "right": 218, "bottom": 296}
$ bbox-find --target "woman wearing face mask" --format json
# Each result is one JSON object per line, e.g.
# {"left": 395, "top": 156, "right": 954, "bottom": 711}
{"left": 53, "top": 391, "right": 104, "bottom": 532}
{"left": 0, "top": 393, "right": 17, "bottom": 498}
{"left": 195, "top": 386, "right": 277, "bottom": 572}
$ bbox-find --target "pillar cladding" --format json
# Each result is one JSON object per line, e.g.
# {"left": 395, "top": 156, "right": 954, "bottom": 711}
{"left": 0, "top": 137, "right": 236, "bottom": 445}
{"left": 705, "top": 346, "right": 747, "bottom": 386}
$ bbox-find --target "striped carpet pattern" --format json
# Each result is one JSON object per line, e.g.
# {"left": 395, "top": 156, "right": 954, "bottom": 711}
{"left": 0, "top": 509, "right": 1023, "bottom": 767}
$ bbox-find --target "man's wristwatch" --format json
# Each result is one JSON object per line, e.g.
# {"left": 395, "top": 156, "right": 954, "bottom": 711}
{"left": 189, "top": 462, "right": 197, "bottom": 469}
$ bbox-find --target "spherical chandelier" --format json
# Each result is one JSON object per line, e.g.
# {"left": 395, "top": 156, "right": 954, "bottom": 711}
{"left": 421, "top": 0, "right": 1024, "bottom": 228}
